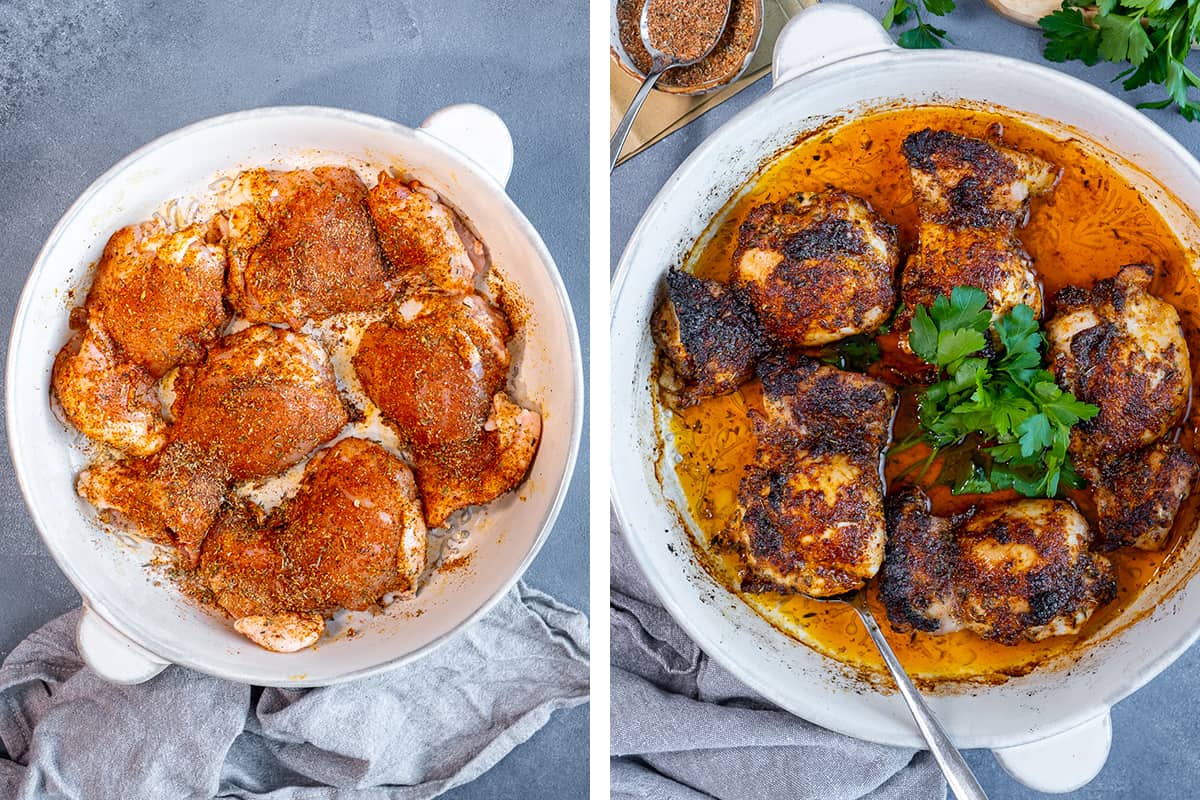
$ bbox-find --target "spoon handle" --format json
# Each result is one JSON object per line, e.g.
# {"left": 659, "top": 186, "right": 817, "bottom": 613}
{"left": 610, "top": 69, "right": 665, "bottom": 171}
{"left": 850, "top": 602, "right": 989, "bottom": 800}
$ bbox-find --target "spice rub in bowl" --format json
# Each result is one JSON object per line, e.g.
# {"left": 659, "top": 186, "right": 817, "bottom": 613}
{"left": 650, "top": 104, "right": 1200, "bottom": 683}
{"left": 52, "top": 165, "right": 542, "bottom": 654}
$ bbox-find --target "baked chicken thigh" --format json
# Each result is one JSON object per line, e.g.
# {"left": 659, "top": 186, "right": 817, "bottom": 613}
{"left": 881, "top": 488, "right": 1117, "bottom": 643}
{"left": 200, "top": 438, "right": 428, "bottom": 652}
{"left": 732, "top": 190, "right": 899, "bottom": 347}
{"left": 367, "top": 172, "right": 485, "bottom": 293}
{"left": 1047, "top": 264, "right": 1191, "bottom": 463}
{"left": 651, "top": 268, "right": 764, "bottom": 407}
{"left": 733, "top": 354, "right": 896, "bottom": 597}
{"left": 223, "top": 167, "right": 391, "bottom": 326}
{"left": 895, "top": 129, "right": 1059, "bottom": 351}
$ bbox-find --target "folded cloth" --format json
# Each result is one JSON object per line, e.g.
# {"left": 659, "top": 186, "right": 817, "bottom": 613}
{"left": 610, "top": 519, "right": 946, "bottom": 799}
{"left": 0, "top": 582, "right": 589, "bottom": 800}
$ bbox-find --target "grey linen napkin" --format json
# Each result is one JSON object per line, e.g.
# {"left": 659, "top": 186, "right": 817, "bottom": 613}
{"left": 0, "top": 582, "right": 588, "bottom": 800}
{"left": 610, "top": 518, "right": 946, "bottom": 799}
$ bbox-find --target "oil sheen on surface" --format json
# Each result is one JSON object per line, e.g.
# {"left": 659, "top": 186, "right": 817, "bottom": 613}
{"left": 667, "top": 105, "right": 1200, "bottom": 682}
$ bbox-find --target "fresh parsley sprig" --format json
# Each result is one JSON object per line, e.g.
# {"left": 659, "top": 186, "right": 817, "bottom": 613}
{"left": 883, "top": 0, "right": 956, "bottom": 49}
{"left": 1040, "top": 0, "right": 1200, "bottom": 121}
{"left": 903, "top": 286, "right": 1099, "bottom": 498}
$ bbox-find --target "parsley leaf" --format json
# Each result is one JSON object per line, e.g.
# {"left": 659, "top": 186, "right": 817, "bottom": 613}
{"left": 884, "top": 0, "right": 955, "bottom": 49}
{"left": 902, "top": 287, "right": 1099, "bottom": 499}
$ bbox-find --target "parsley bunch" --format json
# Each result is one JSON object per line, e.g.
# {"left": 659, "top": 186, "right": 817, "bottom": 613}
{"left": 904, "top": 287, "right": 1099, "bottom": 498}
{"left": 1041, "top": 0, "right": 1200, "bottom": 120}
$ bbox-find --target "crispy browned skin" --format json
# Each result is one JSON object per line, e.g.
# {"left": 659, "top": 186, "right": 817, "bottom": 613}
{"left": 1089, "top": 440, "right": 1199, "bottom": 551}
{"left": 200, "top": 438, "right": 427, "bottom": 617}
{"left": 86, "top": 219, "right": 229, "bottom": 378}
{"left": 367, "top": 172, "right": 484, "bottom": 292}
{"left": 731, "top": 190, "right": 899, "bottom": 347}
{"left": 651, "top": 268, "right": 764, "bottom": 407}
{"left": 733, "top": 354, "right": 896, "bottom": 597}
{"left": 52, "top": 315, "right": 166, "bottom": 457}
{"left": 1048, "top": 264, "right": 1192, "bottom": 464}
{"left": 413, "top": 393, "right": 542, "bottom": 528}
{"left": 76, "top": 442, "right": 230, "bottom": 567}
{"left": 878, "top": 488, "right": 958, "bottom": 634}
{"left": 172, "top": 325, "right": 348, "bottom": 481}
{"left": 224, "top": 167, "right": 390, "bottom": 326}
{"left": 895, "top": 129, "right": 1058, "bottom": 352}
{"left": 880, "top": 487, "right": 1116, "bottom": 644}
{"left": 354, "top": 292, "right": 510, "bottom": 453}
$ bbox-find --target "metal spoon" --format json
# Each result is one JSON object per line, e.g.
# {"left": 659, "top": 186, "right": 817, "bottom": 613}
{"left": 823, "top": 589, "right": 988, "bottom": 800}
{"left": 610, "top": 0, "right": 732, "bottom": 171}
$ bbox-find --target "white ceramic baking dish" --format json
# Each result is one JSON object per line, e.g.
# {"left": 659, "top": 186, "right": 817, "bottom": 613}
{"left": 8, "top": 104, "right": 583, "bottom": 688}
{"left": 611, "top": 5, "right": 1200, "bottom": 792}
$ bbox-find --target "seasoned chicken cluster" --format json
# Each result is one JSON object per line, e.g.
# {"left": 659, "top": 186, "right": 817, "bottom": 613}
{"left": 1047, "top": 264, "right": 1197, "bottom": 549}
{"left": 52, "top": 219, "right": 230, "bottom": 456}
{"left": 651, "top": 268, "right": 764, "bottom": 407}
{"left": 895, "top": 129, "right": 1059, "bottom": 352}
{"left": 53, "top": 164, "right": 539, "bottom": 652}
{"left": 732, "top": 189, "right": 899, "bottom": 347}
{"left": 733, "top": 354, "right": 896, "bottom": 597}
{"left": 223, "top": 167, "right": 390, "bottom": 327}
{"left": 354, "top": 290, "right": 541, "bottom": 527}
{"left": 880, "top": 488, "right": 1116, "bottom": 643}
{"left": 199, "top": 438, "right": 428, "bottom": 652}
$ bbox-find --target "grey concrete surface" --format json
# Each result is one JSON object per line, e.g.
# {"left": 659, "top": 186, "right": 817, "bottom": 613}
{"left": 0, "top": 1, "right": 589, "bottom": 797}
{"left": 611, "top": 2, "right": 1200, "bottom": 797}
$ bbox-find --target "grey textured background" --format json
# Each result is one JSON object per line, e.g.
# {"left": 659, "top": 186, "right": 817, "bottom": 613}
{"left": 0, "top": 1, "right": 589, "bottom": 797}
{"left": 611, "top": 2, "right": 1200, "bottom": 798}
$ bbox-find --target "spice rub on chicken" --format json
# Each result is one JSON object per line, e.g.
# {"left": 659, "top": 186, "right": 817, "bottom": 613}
{"left": 651, "top": 268, "right": 764, "bottom": 407}
{"left": 880, "top": 488, "right": 1116, "bottom": 644}
{"left": 222, "top": 167, "right": 391, "bottom": 327}
{"left": 1046, "top": 264, "right": 1198, "bottom": 549}
{"left": 353, "top": 291, "right": 541, "bottom": 527}
{"left": 199, "top": 438, "right": 428, "bottom": 652}
{"left": 895, "top": 129, "right": 1059, "bottom": 353}
{"left": 367, "top": 172, "right": 486, "bottom": 293}
{"left": 733, "top": 354, "right": 896, "bottom": 597}
{"left": 51, "top": 219, "right": 230, "bottom": 456}
{"left": 731, "top": 189, "right": 899, "bottom": 348}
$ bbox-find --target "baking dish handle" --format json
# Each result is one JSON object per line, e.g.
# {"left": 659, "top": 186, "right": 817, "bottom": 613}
{"left": 772, "top": 4, "right": 897, "bottom": 88}
{"left": 419, "top": 103, "right": 515, "bottom": 190}
{"left": 992, "top": 712, "right": 1112, "bottom": 793}
{"left": 76, "top": 605, "right": 169, "bottom": 685}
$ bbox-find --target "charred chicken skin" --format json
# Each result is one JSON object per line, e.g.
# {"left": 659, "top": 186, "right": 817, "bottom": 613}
{"left": 881, "top": 488, "right": 1116, "bottom": 644}
{"left": 367, "top": 172, "right": 485, "bottom": 293}
{"left": 732, "top": 189, "right": 899, "bottom": 347}
{"left": 1047, "top": 264, "right": 1192, "bottom": 463}
{"left": 223, "top": 167, "right": 391, "bottom": 326}
{"left": 733, "top": 354, "right": 896, "bottom": 597}
{"left": 895, "top": 129, "right": 1059, "bottom": 352}
{"left": 651, "top": 268, "right": 764, "bottom": 407}
{"left": 1046, "top": 264, "right": 1196, "bottom": 549}
{"left": 172, "top": 325, "right": 348, "bottom": 481}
